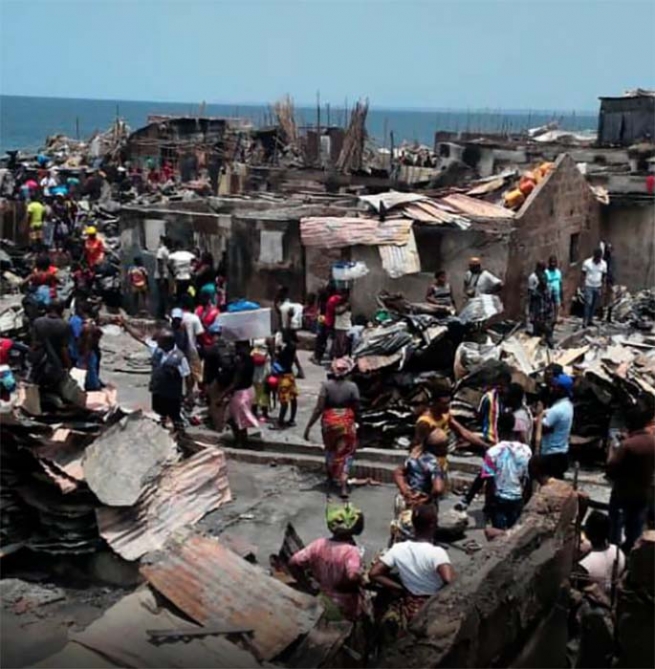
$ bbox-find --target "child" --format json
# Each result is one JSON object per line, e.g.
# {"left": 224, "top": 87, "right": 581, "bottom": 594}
{"left": 251, "top": 339, "right": 271, "bottom": 423}
{"left": 128, "top": 257, "right": 149, "bottom": 315}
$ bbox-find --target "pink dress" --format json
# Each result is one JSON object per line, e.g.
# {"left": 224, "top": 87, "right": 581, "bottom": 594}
{"left": 289, "top": 537, "right": 364, "bottom": 620}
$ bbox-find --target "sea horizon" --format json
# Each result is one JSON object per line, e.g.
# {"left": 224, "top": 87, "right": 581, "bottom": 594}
{"left": 0, "top": 93, "right": 599, "bottom": 154}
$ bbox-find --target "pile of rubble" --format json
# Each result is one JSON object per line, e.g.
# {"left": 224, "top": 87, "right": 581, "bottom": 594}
{"left": 350, "top": 290, "right": 655, "bottom": 454}
{"left": 0, "top": 405, "right": 230, "bottom": 559}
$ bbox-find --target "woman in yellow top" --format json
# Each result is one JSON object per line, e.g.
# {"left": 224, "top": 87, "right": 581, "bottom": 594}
{"left": 413, "top": 381, "right": 489, "bottom": 476}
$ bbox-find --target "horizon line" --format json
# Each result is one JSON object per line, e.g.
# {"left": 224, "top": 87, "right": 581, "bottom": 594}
{"left": 0, "top": 93, "right": 597, "bottom": 116}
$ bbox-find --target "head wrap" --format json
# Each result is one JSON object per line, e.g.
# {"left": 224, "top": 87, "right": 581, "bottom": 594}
{"left": 326, "top": 502, "right": 364, "bottom": 537}
{"left": 330, "top": 357, "right": 354, "bottom": 378}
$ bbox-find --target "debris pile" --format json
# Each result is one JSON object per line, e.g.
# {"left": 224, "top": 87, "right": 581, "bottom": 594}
{"left": 349, "top": 289, "right": 654, "bottom": 454}
{"left": 351, "top": 310, "right": 462, "bottom": 448}
{"left": 0, "top": 408, "right": 231, "bottom": 558}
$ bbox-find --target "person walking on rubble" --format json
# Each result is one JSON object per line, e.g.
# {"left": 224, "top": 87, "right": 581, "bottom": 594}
{"left": 28, "top": 300, "right": 84, "bottom": 407}
{"left": 370, "top": 504, "right": 454, "bottom": 641}
{"left": 607, "top": 395, "right": 655, "bottom": 552}
{"left": 581, "top": 248, "right": 607, "bottom": 327}
{"left": 535, "top": 373, "right": 574, "bottom": 480}
{"left": 304, "top": 357, "right": 360, "bottom": 497}
{"left": 528, "top": 272, "right": 555, "bottom": 348}
{"left": 289, "top": 503, "right": 366, "bottom": 622}
{"left": 83, "top": 227, "right": 106, "bottom": 269}
{"left": 463, "top": 257, "right": 503, "bottom": 300}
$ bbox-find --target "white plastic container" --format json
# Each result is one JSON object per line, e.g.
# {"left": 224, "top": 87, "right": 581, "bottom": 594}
{"left": 217, "top": 308, "right": 272, "bottom": 341}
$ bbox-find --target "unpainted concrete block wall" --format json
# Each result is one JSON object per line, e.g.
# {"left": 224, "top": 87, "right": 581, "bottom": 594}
{"left": 601, "top": 200, "right": 655, "bottom": 292}
{"left": 504, "top": 154, "right": 602, "bottom": 319}
{"left": 350, "top": 229, "right": 511, "bottom": 317}
{"left": 381, "top": 480, "right": 579, "bottom": 669}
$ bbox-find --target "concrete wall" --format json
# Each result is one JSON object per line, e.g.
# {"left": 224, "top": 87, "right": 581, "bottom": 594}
{"left": 601, "top": 198, "right": 655, "bottom": 291}
{"left": 504, "top": 154, "right": 602, "bottom": 319}
{"left": 350, "top": 228, "right": 511, "bottom": 317}
{"left": 381, "top": 480, "right": 579, "bottom": 669}
{"left": 228, "top": 214, "right": 305, "bottom": 305}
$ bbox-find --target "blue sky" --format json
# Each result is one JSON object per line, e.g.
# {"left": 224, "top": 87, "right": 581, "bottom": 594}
{"left": 1, "top": 0, "right": 654, "bottom": 110}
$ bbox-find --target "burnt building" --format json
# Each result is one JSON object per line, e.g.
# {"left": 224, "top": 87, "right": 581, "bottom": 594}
{"left": 597, "top": 90, "right": 655, "bottom": 147}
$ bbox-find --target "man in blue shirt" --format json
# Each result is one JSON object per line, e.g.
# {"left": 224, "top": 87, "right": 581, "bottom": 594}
{"left": 537, "top": 374, "right": 574, "bottom": 479}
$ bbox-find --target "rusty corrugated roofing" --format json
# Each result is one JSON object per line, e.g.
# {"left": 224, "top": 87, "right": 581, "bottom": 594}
{"left": 440, "top": 193, "right": 515, "bottom": 220}
{"left": 402, "top": 200, "right": 471, "bottom": 228}
{"left": 97, "top": 448, "right": 232, "bottom": 561}
{"left": 141, "top": 534, "right": 323, "bottom": 660}
{"left": 300, "top": 216, "right": 412, "bottom": 247}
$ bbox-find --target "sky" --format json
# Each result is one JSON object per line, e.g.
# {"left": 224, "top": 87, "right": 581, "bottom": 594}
{"left": 1, "top": 0, "right": 654, "bottom": 110}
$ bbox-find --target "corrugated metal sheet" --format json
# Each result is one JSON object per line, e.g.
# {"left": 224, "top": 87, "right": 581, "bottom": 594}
{"left": 141, "top": 534, "right": 323, "bottom": 660}
{"left": 97, "top": 448, "right": 232, "bottom": 561}
{"left": 440, "top": 193, "right": 515, "bottom": 221}
{"left": 300, "top": 217, "right": 412, "bottom": 248}
{"left": 379, "top": 229, "right": 421, "bottom": 278}
{"left": 359, "top": 191, "right": 428, "bottom": 212}
{"left": 84, "top": 414, "right": 179, "bottom": 507}
{"left": 66, "top": 588, "right": 261, "bottom": 669}
{"left": 401, "top": 200, "right": 471, "bottom": 229}
{"left": 356, "top": 351, "right": 403, "bottom": 373}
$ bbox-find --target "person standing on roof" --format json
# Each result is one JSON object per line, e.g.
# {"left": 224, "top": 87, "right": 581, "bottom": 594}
{"left": 84, "top": 227, "right": 105, "bottom": 269}
{"left": 535, "top": 374, "right": 574, "bottom": 480}
{"left": 463, "top": 257, "right": 503, "bottom": 300}
{"left": 581, "top": 248, "right": 607, "bottom": 327}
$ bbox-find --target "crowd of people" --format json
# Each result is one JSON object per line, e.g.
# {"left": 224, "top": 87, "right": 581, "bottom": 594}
{"left": 4, "top": 159, "right": 651, "bottom": 658}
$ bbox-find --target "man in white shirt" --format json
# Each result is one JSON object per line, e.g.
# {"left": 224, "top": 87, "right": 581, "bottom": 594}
{"left": 180, "top": 296, "right": 204, "bottom": 385}
{"left": 581, "top": 248, "right": 607, "bottom": 327}
{"left": 463, "top": 257, "right": 503, "bottom": 301}
{"left": 168, "top": 243, "right": 196, "bottom": 300}
{"left": 370, "top": 504, "right": 454, "bottom": 632}
{"left": 154, "top": 236, "right": 171, "bottom": 319}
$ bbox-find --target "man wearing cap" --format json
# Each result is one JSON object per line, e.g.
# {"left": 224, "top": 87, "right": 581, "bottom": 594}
{"left": 463, "top": 257, "right": 503, "bottom": 300}
{"left": 84, "top": 227, "right": 105, "bottom": 269}
{"left": 536, "top": 374, "right": 574, "bottom": 479}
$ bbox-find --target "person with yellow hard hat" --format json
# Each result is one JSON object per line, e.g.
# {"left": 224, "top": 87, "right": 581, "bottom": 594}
{"left": 84, "top": 226, "right": 105, "bottom": 269}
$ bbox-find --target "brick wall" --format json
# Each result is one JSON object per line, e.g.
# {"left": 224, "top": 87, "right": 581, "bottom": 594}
{"left": 381, "top": 480, "right": 579, "bottom": 668}
{"left": 503, "top": 154, "right": 602, "bottom": 319}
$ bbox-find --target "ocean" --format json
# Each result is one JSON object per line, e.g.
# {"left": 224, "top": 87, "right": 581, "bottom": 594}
{"left": 0, "top": 95, "right": 598, "bottom": 154}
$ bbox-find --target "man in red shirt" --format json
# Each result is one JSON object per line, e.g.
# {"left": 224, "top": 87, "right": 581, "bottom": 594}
{"left": 311, "top": 285, "right": 342, "bottom": 365}
{"left": 84, "top": 227, "right": 106, "bottom": 269}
